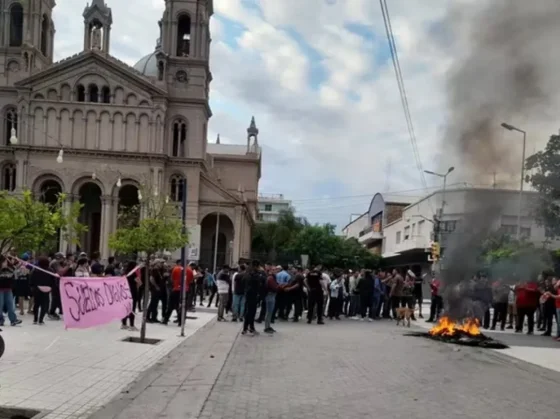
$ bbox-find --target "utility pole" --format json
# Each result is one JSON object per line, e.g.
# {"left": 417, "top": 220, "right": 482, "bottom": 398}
{"left": 492, "top": 171, "right": 497, "bottom": 189}
{"left": 425, "top": 167, "right": 454, "bottom": 274}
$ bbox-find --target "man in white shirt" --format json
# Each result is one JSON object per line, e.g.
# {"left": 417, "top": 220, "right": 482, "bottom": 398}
{"left": 320, "top": 269, "right": 331, "bottom": 317}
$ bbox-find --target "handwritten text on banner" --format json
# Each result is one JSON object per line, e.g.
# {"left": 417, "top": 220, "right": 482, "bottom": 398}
{"left": 60, "top": 276, "right": 133, "bottom": 329}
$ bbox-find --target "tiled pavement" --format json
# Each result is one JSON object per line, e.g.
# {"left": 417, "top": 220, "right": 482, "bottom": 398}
{"left": 0, "top": 309, "right": 216, "bottom": 419}
{"left": 90, "top": 316, "right": 560, "bottom": 419}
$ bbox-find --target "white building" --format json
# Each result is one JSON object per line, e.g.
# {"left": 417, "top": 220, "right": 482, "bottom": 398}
{"left": 342, "top": 213, "right": 368, "bottom": 239}
{"left": 343, "top": 194, "right": 420, "bottom": 255}
{"left": 382, "top": 187, "right": 552, "bottom": 267}
{"left": 257, "top": 193, "right": 292, "bottom": 223}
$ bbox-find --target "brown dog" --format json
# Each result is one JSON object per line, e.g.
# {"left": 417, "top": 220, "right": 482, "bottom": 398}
{"left": 395, "top": 307, "right": 413, "bottom": 327}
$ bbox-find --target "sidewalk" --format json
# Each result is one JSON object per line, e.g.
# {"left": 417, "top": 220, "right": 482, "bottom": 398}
{"left": 88, "top": 317, "right": 240, "bottom": 419}
{"left": 0, "top": 309, "right": 216, "bottom": 419}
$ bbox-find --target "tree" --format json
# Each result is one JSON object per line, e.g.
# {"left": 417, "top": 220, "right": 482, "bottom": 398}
{"left": 252, "top": 209, "right": 307, "bottom": 263}
{"left": 525, "top": 133, "right": 560, "bottom": 238}
{"left": 479, "top": 231, "right": 551, "bottom": 280}
{"left": 251, "top": 209, "right": 381, "bottom": 269}
{"left": 108, "top": 185, "right": 189, "bottom": 342}
{"left": 0, "top": 190, "right": 85, "bottom": 256}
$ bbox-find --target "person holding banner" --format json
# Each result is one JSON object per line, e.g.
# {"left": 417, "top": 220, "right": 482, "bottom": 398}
{"left": 29, "top": 256, "right": 55, "bottom": 325}
{"left": 122, "top": 261, "right": 139, "bottom": 331}
{"left": 0, "top": 255, "right": 22, "bottom": 326}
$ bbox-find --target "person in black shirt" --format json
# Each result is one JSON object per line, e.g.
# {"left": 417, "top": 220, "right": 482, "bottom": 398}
{"left": 104, "top": 256, "right": 116, "bottom": 276}
{"left": 284, "top": 266, "right": 305, "bottom": 322}
{"left": 0, "top": 255, "right": 22, "bottom": 326}
{"left": 411, "top": 265, "right": 424, "bottom": 319}
{"left": 305, "top": 267, "right": 324, "bottom": 325}
{"left": 243, "top": 260, "right": 265, "bottom": 335}
{"left": 196, "top": 267, "right": 206, "bottom": 306}
{"left": 147, "top": 261, "right": 167, "bottom": 323}
{"left": 232, "top": 265, "right": 247, "bottom": 322}
{"left": 29, "top": 256, "right": 55, "bottom": 325}
{"left": 90, "top": 251, "right": 104, "bottom": 276}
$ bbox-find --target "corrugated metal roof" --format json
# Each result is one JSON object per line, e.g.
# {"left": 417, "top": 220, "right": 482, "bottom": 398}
{"left": 383, "top": 194, "right": 422, "bottom": 205}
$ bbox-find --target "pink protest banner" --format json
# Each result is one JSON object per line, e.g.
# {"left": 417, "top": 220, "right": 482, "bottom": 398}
{"left": 60, "top": 276, "right": 133, "bottom": 329}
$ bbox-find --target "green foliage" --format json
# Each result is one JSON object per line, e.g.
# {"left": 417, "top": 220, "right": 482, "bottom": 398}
{"left": 252, "top": 209, "right": 380, "bottom": 269}
{"left": 479, "top": 231, "right": 551, "bottom": 279}
{"left": 109, "top": 187, "right": 189, "bottom": 257}
{"left": 525, "top": 133, "right": 560, "bottom": 238}
{"left": 0, "top": 190, "right": 85, "bottom": 255}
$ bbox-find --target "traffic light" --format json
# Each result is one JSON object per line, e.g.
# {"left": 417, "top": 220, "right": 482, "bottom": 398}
{"left": 431, "top": 242, "right": 441, "bottom": 261}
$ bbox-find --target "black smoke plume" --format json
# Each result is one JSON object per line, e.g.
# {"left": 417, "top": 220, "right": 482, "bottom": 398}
{"left": 439, "top": 0, "right": 560, "bottom": 320}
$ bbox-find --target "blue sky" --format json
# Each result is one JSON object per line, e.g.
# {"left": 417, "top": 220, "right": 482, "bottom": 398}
{"left": 52, "top": 0, "right": 552, "bottom": 231}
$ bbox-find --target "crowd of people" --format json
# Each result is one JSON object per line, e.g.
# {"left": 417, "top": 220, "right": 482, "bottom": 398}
{"left": 468, "top": 270, "right": 560, "bottom": 340}
{"left": 207, "top": 263, "right": 444, "bottom": 335}
{"left": 1, "top": 249, "right": 559, "bottom": 343}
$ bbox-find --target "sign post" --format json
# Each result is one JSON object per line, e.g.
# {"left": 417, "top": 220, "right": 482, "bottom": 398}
{"left": 179, "top": 180, "right": 188, "bottom": 337}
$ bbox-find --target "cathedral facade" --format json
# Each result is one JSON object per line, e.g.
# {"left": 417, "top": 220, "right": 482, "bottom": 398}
{"left": 0, "top": 0, "right": 261, "bottom": 267}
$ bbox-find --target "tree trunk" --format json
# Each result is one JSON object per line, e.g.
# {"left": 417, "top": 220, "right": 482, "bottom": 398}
{"left": 140, "top": 256, "right": 151, "bottom": 343}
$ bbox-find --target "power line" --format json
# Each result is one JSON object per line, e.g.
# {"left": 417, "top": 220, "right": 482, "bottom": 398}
{"left": 280, "top": 182, "right": 480, "bottom": 204}
{"left": 379, "top": 0, "right": 431, "bottom": 209}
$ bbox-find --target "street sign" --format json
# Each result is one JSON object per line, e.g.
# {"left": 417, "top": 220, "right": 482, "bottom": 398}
{"left": 187, "top": 224, "right": 201, "bottom": 260}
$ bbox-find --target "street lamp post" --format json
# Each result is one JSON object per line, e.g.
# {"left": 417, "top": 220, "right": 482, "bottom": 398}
{"left": 424, "top": 166, "right": 455, "bottom": 225}
{"left": 501, "top": 122, "right": 527, "bottom": 240}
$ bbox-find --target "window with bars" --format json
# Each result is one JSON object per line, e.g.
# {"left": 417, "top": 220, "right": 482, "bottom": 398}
{"left": 5, "top": 108, "right": 17, "bottom": 145}
{"left": 2, "top": 164, "right": 16, "bottom": 191}
{"left": 169, "top": 175, "right": 185, "bottom": 202}
{"left": 172, "top": 120, "right": 187, "bottom": 157}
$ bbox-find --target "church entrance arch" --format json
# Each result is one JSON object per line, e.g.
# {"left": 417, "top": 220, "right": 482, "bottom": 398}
{"left": 77, "top": 182, "right": 102, "bottom": 255}
{"left": 39, "top": 179, "right": 63, "bottom": 254}
{"left": 200, "top": 213, "right": 234, "bottom": 271}
{"left": 117, "top": 184, "right": 140, "bottom": 228}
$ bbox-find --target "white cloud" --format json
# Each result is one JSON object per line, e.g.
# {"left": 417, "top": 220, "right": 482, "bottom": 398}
{"left": 49, "top": 0, "right": 550, "bottom": 229}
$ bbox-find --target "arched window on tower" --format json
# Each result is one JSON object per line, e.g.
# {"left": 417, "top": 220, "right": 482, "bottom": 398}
{"left": 2, "top": 163, "right": 16, "bottom": 192}
{"left": 76, "top": 85, "right": 86, "bottom": 102}
{"left": 172, "top": 120, "right": 187, "bottom": 157}
{"left": 170, "top": 175, "right": 185, "bottom": 202}
{"left": 5, "top": 108, "right": 18, "bottom": 146}
{"left": 101, "top": 86, "right": 111, "bottom": 103}
{"left": 41, "top": 14, "right": 49, "bottom": 57}
{"left": 157, "top": 61, "right": 164, "bottom": 81}
{"left": 176, "top": 15, "right": 191, "bottom": 56}
{"left": 88, "top": 84, "right": 99, "bottom": 102}
{"left": 9, "top": 3, "right": 24, "bottom": 47}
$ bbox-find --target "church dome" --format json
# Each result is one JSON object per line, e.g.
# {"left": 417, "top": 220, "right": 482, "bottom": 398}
{"left": 133, "top": 39, "right": 161, "bottom": 77}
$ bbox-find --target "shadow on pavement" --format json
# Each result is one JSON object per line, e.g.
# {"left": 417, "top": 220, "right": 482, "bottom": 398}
{"left": 484, "top": 330, "right": 560, "bottom": 348}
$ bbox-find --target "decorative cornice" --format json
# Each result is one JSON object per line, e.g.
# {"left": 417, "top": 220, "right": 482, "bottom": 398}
{"left": 0, "top": 145, "right": 206, "bottom": 167}
{"left": 14, "top": 51, "right": 168, "bottom": 96}
{"left": 199, "top": 200, "right": 237, "bottom": 208}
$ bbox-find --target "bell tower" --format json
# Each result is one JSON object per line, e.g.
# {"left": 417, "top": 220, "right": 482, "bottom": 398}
{"left": 82, "top": 0, "right": 112, "bottom": 53}
{"left": 0, "top": 0, "right": 56, "bottom": 82}
{"left": 160, "top": 0, "right": 213, "bottom": 159}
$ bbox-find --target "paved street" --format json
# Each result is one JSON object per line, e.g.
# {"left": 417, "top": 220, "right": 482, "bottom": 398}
{"left": 0, "top": 310, "right": 216, "bottom": 419}
{"left": 90, "top": 317, "right": 560, "bottom": 419}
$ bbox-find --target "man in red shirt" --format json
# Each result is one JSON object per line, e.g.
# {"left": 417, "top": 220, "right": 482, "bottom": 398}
{"left": 426, "top": 275, "right": 442, "bottom": 323}
{"left": 163, "top": 260, "right": 192, "bottom": 326}
{"left": 515, "top": 279, "right": 540, "bottom": 334}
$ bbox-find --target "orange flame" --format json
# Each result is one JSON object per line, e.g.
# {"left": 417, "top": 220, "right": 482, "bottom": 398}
{"left": 429, "top": 316, "right": 481, "bottom": 337}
